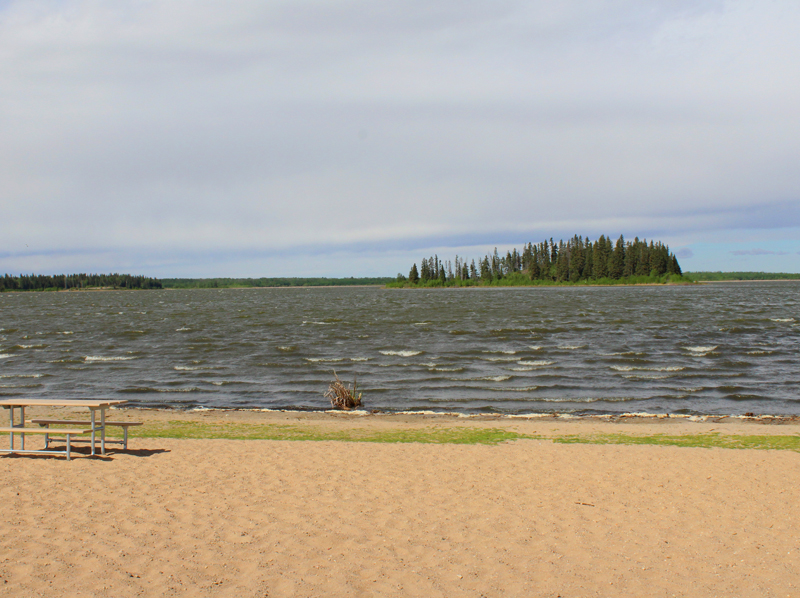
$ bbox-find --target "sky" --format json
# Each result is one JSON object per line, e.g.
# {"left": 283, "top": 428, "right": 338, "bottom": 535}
{"left": 1, "top": 0, "right": 799, "bottom": 277}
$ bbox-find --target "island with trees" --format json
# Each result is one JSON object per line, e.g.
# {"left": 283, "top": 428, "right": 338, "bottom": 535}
{"left": 389, "top": 235, "right": 687, "bottom": 287}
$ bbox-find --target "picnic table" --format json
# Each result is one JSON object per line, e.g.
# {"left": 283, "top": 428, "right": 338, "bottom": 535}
{"left": 0, "top": 399, "right": 129, "bottom": 460}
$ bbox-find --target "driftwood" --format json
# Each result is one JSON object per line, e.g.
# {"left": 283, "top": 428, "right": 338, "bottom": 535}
{"left": 325, "top": 370, "right": 363, "bottom": 410}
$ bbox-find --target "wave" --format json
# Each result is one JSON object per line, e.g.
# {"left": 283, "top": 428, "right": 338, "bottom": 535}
{"left": 483, "top": 350, "right": 517, "bottom": 355}
{"left": 517, "top": 360, "right": 555, "bottom": 366}
{"left": 429, "top": 366, "right": 464, "bottom": 372}
{"left": 302, "top": 321, "right": 335, "bottom": 325}
{"left": 0, "top": 374, "right": 43, "bottom": 378}
{"left": 119, "top": 387, "right": 204, "bottom": 393}
{"left": 277, "top": 346, "right": 296, "bottom": 352}
{"left": 683, "top": 346, "right": 717, "bottom": 353}
{"left": 84, "top": 356, "right": 136, "bottom": 362}
{"left": 770, "top": 318, "right": 795, "bottom": 322}
{"left": 56, "top": 331, "right": 74, "bottom": 335}
{"left": 746, "top": 350, "right": 773, "bottom": 355}
{"left": 557, "top": 345, "right": 585, "bottom": 350}
{"left": 18, "top": 344, "right": 45, "bottom": 349}
{"left": 480, "top": 356, "right": 520, "bottom": 362}
{"left": 176, "top": 327, "right": 191, "bottom": 331}
{"left": 529, "top": 346, "right": 542, "bottom": 351}
{"left": 0, "top": 355, "right": 11, "bottom": 359}
{"left": 471, "top": 375, "right": 512, "bottom": 382}
{"left": 350, "top": 357, "right": 371, "bottom": 362}
{"left": 379, "top": 350, "right": 423, "bottom": 357}
{"left": 610, "top": 365, "right": 684, "bottom": 372}
{"left": 305, "top": 357, "right": 346, "bottom": 363}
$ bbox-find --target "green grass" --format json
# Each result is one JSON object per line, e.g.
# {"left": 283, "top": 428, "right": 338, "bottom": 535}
{"left": 552, "top": 432, "right": 800, "bottom": 451}
{"left": 110, "top": 422, "right": 800, "bottom": 451}
{"left": 123, "top": 420, "right": 528, "bottom": 445}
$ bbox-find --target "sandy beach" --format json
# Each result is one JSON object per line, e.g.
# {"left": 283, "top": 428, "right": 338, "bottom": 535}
{"left": 2, "top": 408, "right": 799, "bottom": 597}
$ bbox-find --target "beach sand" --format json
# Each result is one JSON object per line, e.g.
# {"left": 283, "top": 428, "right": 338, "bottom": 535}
{"left": 1, "top": 408, "right": 799, "bottom": 597}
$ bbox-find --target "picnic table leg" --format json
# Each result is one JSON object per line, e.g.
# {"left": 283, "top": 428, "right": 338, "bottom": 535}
{"left": 123, "top": 426, "right": 129, "bottom": 450}
{"left": 8, "top": 406, "right": 14, "bottom": 451}
{"left": 66, "top": 433, "right": 71, "bottom": 461}
{"left": 91, "top": 409, "right": 96, "bottom": 456}
{"left": 101, "top": 408, "right": 106, "bottom": 455}
{"left": 20, "top": 406, "right": 25, "bottom": 451}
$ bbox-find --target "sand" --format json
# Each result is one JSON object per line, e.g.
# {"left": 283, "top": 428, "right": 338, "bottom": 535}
{"left": 1, "top": 408, "right": 799, "bottom": 597}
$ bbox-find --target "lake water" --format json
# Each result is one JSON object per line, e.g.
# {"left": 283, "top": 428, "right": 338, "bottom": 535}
{"left": 0, "top": 283, "right": 798, "bottom": 415}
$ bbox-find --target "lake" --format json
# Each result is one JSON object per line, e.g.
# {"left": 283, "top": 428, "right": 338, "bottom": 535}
{"left": 0, "top": 282, "right": 798, "bottom": 415}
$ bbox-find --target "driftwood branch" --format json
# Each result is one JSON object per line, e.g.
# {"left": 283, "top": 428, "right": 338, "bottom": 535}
{"left": 324, "top": 370, "right": 363, "bottom": 410}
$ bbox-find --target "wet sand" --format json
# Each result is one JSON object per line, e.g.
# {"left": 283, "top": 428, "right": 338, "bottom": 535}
{"left": 1, "top": 408, "right": 799, "bottom": 597}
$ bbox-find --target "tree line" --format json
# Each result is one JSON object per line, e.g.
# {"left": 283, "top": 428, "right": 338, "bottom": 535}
{"left": 0, "top": 273, "right": 163, "bottom": 291}
{"left": 160, "top": 277, "right": 394, "bottom": 288}
{"left": 395, "top": 235, "right": 684, "bottom": 287}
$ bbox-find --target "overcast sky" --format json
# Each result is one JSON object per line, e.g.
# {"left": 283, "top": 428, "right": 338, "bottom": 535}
{"left": 1, "top": 0, "right": 799, "bottom": 277}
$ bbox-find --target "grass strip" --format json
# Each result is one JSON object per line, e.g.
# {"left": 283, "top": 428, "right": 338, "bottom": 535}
{"left": 552, "top": 432, "right": 800, "bottom": 451}
{"left": 120, "top": 421, "right": 528, "bottom": 445}
{"left": 110, "top": 422, "right": 800, "bottom": 450}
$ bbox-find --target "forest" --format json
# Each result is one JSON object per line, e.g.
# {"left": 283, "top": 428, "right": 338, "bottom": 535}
{"left": 0, "top": 273, "right": 162, "bottom": 291}
{"left": 160, "top": 277, "right": 394, "bottom": 288}
{"left": 391, "top": 235, "right": 685, "bottom": 287}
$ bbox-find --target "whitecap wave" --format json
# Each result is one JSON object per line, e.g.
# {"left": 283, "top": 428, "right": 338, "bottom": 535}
{"left": 529, "top": 345, "right": 542, "bottom": 351}
{"left": 303, "top": 321, "right": 334, "bottom": 325}
{"left": 611, "top": 365, "right": 684, "bottom": 372}
{"left": 429, "top": 366, "right": 464, "bottom": 372}
{"left": 277, "top": 346, "right": 296, "bottom": 352}
{"left": 683, "top": 346, "right": 717, "bottom": 353}
{"left": 305, "top": 357, "right": 345, "bottom": 362}
{"left": 176, "top": 327, "right": 191, "bottom": 331}
{"left": 379, "top": 350, "right": 423, "bottom": 357}
{"left": 558, "top": 345, "right": 584, "bottom": 350}
{"left": 18, "top": 344, "right": 45, "bottom": 349}
{"left": 472, "top": 375, "right": 512, "bottom": 382}
{"left": 174, "top": 366, "right": 201, "bottom": 371}
{"left": 517, "top": 360, "right": 555, "bottom": 366}
{"left": 84, "top": 356, "right": 135, "bottom": 362}
{"left": 771, "top": 318, "right": 795, "bottom": 322}
{"left": 483, "top": 350, "right": 517, "bottom": 355}
{"left": 350, "top": 357, "right": 371, "bottom": 362}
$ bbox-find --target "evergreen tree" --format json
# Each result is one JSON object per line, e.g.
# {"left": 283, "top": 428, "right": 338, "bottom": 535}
{"left": 409, "top": 263, "right": 420, "bottom": 284}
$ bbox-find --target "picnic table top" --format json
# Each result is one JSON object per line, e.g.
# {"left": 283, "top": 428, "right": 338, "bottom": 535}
{"left": 0, "top": 399, "right": 128, "bottom": 408}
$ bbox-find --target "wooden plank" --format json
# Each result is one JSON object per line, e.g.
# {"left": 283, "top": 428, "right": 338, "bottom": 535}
{"left": 0, "top": 427, "right": 92, "bottom": 434}
{"left": 0, "top": 399, "right": 127, "bottom": 407}
{"left": 30, "top": 420, "right": 142, "bottom": 427}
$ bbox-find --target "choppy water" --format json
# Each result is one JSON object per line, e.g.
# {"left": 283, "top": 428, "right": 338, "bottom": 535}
{"left": 0, "top": 283, "right": 798, "bottom": 415}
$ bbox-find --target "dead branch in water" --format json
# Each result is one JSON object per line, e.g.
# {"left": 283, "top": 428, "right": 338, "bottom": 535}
{"left": 325, "top": 370, "right": 363, "bottom": 410}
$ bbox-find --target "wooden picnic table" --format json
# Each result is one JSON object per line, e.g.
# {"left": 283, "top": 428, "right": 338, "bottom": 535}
{"left": 0, "top": 399, "right": 128, "bottom": 459}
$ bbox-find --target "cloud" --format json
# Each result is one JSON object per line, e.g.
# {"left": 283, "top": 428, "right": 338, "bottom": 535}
{"left": 730, "top": 249, "right": 790, "bottom": 256}
{"left": 675, "top": 248, "right": 694, "bottom": 259}
{"left": 1, "top": 1, "right": 800, "bottom": 275}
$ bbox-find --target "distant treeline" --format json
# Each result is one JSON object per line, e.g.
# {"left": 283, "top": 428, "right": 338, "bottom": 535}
{"left": 161, "top": 277, "right": 394, "bottom": 289}
{"left": 684, "top": 272, "right": 800, "bottom": 281}
{"left": 0, "top": 273, "right": 163, "bottom": 291}
{"left": 391, "top": 235, "right": 685, "bottom": 287}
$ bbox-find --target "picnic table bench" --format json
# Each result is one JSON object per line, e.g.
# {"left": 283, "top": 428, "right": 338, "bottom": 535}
{"left": 30, "top": 419, "right": 142, "bottom": 450}
{"left": 0, "top": 399, "right": 134, "bottom": 460}
{"left": 0, "top": 427, "right": 92, "bottom": 460}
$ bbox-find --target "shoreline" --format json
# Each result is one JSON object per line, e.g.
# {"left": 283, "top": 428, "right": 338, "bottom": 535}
{"left": 115, "top": 405, "right": 800, "bottom": 425}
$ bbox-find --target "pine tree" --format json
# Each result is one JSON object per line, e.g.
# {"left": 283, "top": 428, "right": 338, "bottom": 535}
{"left": 409, "top": 263, "right": 420, "bottom": 284}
